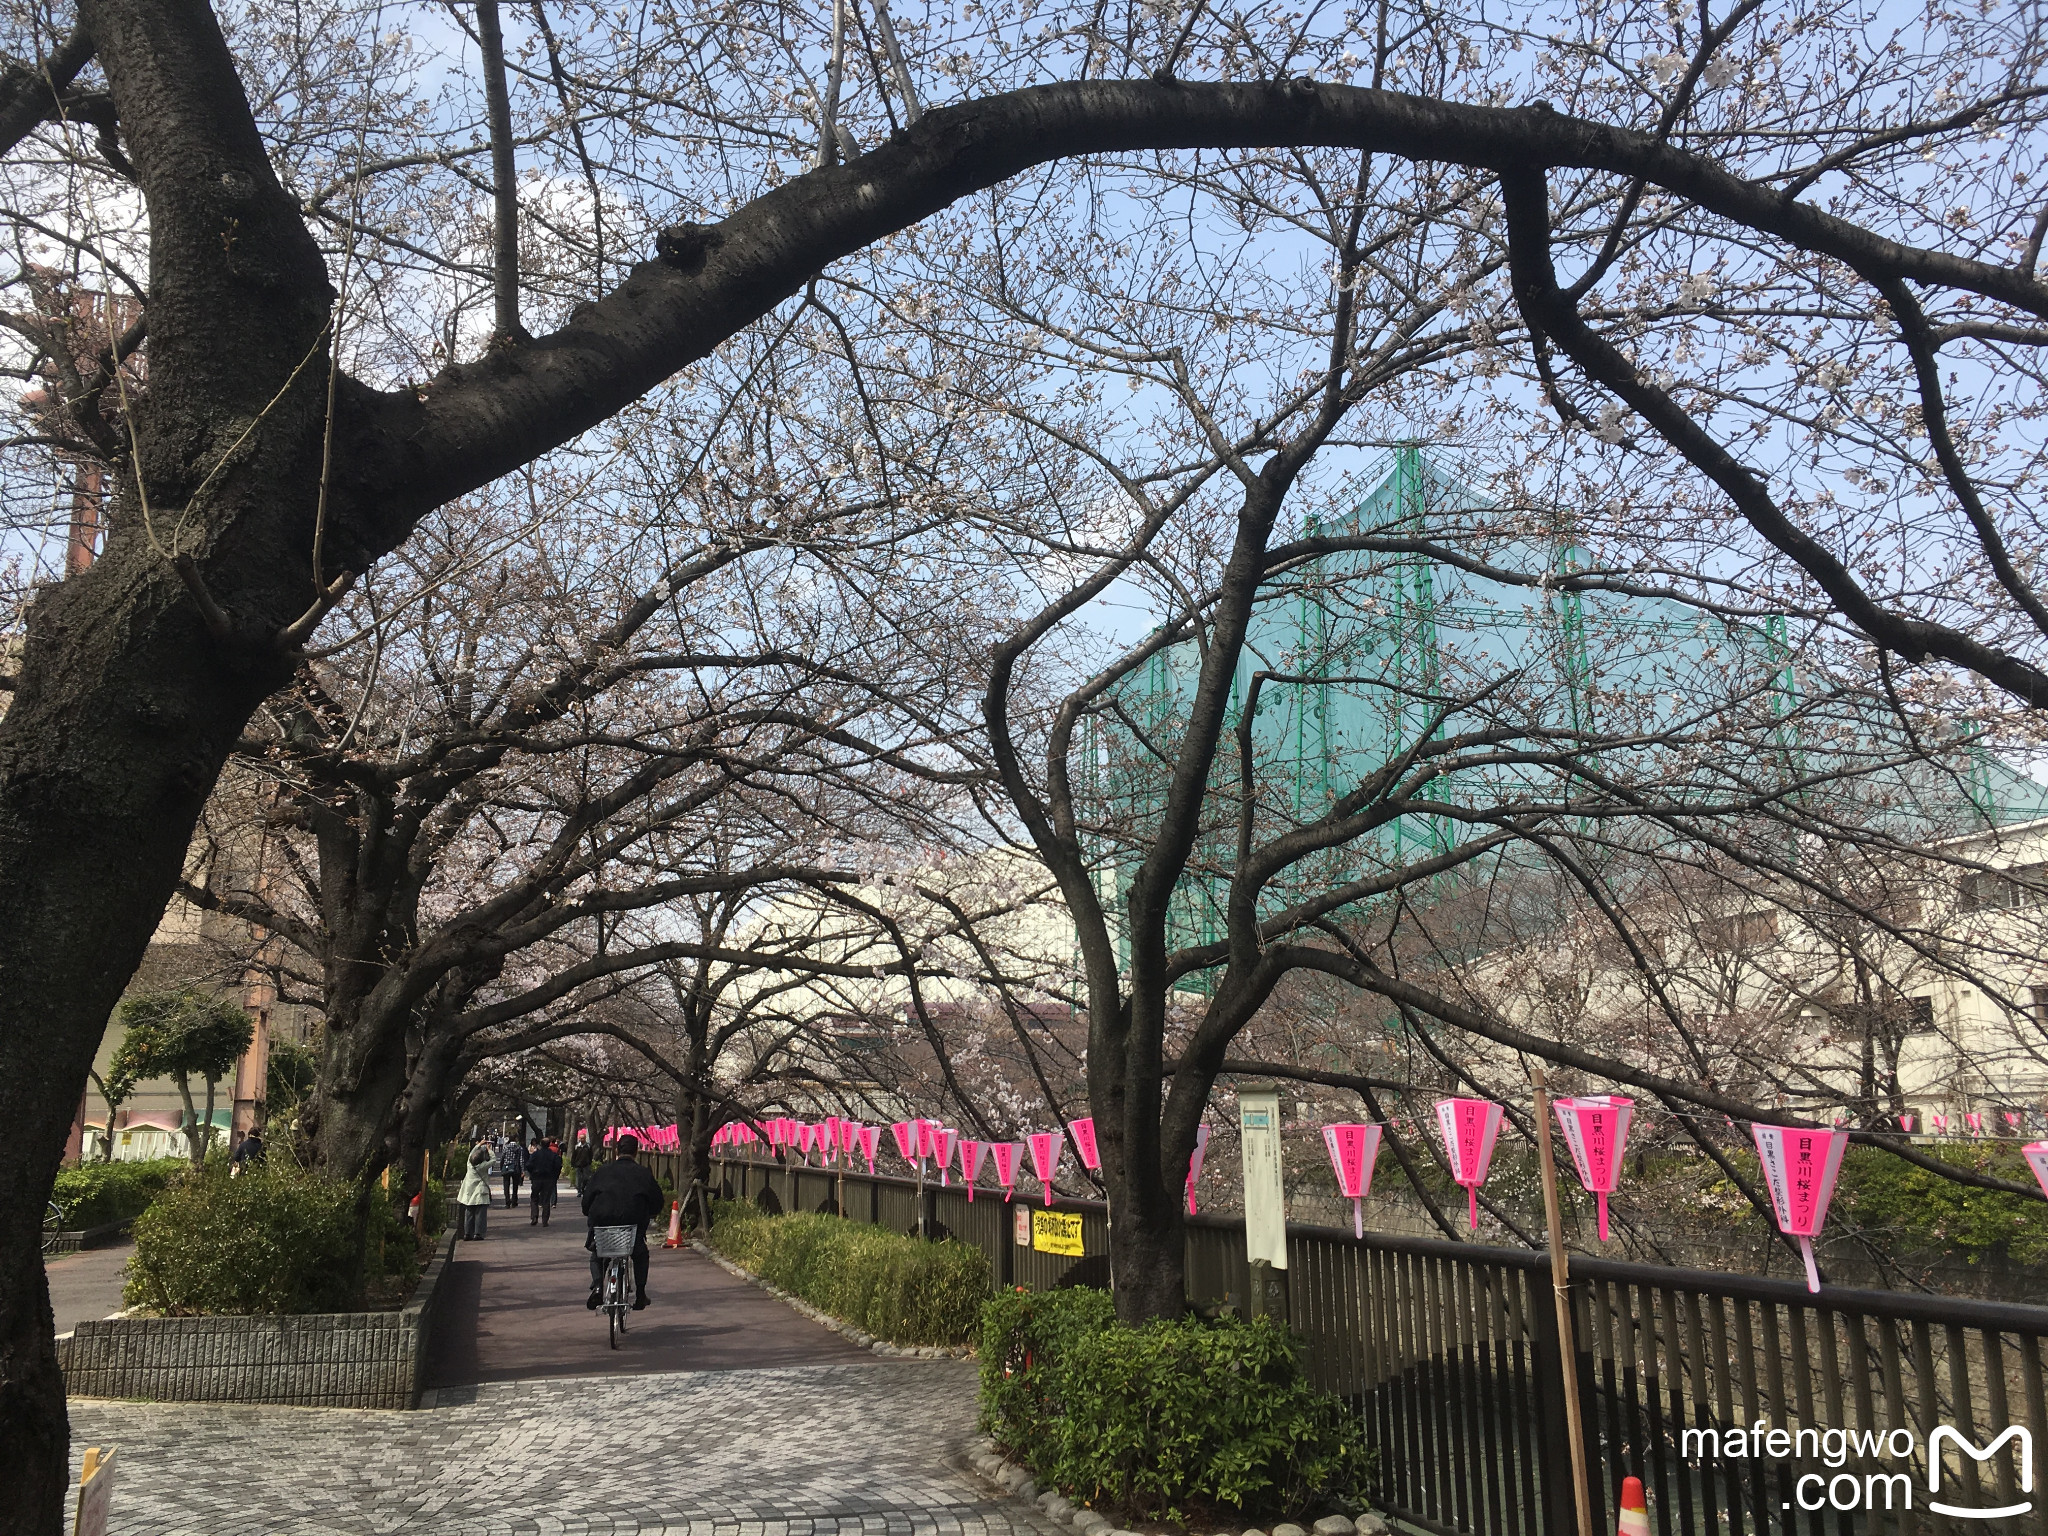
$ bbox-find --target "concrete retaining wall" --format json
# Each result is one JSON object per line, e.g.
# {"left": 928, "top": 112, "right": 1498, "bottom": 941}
{"left": 59, "top": 1230, "right": 457, "bottom": 1409}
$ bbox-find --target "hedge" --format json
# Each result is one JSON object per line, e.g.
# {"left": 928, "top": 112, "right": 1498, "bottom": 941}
{"left": 52, "top": 1158, "right": 186, "bottom": 1230}
{"left": 125, "top": 1161, "right": 420, "bottom": 1316}
{"left": 705, "top": 1201, "right": 989, "bottom": 1345}
{"left": 979, "top": 1288, "right": 1373, "bottom": 1525}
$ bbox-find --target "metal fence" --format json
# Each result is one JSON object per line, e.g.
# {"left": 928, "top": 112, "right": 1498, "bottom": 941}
{"left": 705, "top": 1155, "right": 2048, "bottom": 1536}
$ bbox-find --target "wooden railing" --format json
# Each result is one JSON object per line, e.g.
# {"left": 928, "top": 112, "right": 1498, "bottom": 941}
{"left": 706, "top": 1155, "right": 2048, "bottom": 1536}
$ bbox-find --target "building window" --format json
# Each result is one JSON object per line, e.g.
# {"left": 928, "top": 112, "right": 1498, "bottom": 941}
{"left": 1959, "top": 862, "right": 2048, "bottom": 914}
{"left": 1701, "top": 911, "right": 1780, "bottom": 952}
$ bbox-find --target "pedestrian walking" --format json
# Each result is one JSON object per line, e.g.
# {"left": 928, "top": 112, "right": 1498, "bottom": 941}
{"left": 569, "top": 1134, "right": 593, "bottom": 1189}
{"left": 498, "top": 1134, "right": 527, "bottom": 1208}
{"left": 456, "top": 1135, "right": 493, "bottom": 1240}
{"left": 526, "top": 1137, "right": 564, "bottom": 1226}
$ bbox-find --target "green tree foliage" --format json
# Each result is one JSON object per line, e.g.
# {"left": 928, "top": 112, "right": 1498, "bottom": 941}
{"left": 979, "top": 1288, "right": 1373, "bottom": 1524}
{"left": 264, "top": 1037, "right": 317, "bottom": 1130}
{"left": 107, "top": 990, "right": 254, "bottom": 1167}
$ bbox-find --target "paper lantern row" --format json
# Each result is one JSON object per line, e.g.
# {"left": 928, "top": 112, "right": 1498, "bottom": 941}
{"left": 714, "top": 1115, "right": 1160, "bottom": 1205}
{"left": 1320, "top": 1097, "right": 1629, "bottom": 1243}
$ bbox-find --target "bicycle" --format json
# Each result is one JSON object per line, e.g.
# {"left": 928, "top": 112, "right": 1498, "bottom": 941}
{"left": 592, "top": 1224, "right": 636, "bottom": 1348}
{"left": 41, "top": 1199, "right": 66, "bottom": 1256}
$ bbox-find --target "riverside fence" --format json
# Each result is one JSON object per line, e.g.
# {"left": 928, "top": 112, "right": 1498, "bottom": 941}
{"left": 701, "top": 1154, "right": 2048, "bottom": 1536}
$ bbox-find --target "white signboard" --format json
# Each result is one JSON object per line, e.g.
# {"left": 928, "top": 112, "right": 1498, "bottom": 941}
{"left": 1239, "top": 1085, "right": 1287, "bottom": 1269}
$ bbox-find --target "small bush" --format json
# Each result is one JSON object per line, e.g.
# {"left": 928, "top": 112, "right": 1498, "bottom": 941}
{"left": 418, "top": 1176, "right": 449, "bottom": 1237}
{"left": 706, "top": 1201, "right": 989, "bottom": 1344}
{"left": 125, "top": 1161, "right": 420, "bottom": 1315}
{"left": 52, "top": 1158, "right": 186, "bottom": 1229}
{"left": 979, "top": 1288, "right": 1373, "bottom": 1524}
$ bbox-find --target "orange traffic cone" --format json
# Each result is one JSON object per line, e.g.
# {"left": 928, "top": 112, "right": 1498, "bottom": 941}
{"left": 662, "top": 1200, "right": 683, "bottom": 1249}
{"left": 1617, "top": 1477, "right": 1650, "bottom": 1536}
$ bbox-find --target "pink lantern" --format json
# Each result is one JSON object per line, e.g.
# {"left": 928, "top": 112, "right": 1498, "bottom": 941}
{"left": 824, "top": 1116, "right": 843, "bottom": 1161}
{"left": 1027, "top": 1131, "right": 1063, "bottom": 1205}
{"left": 917, "top": 1120, "right": 939, "bottom": 1163}
{"left": 1967, "top": 1112, "right": 1986, "bottom": 1137}
{"left": 858, "top": 1122, "right": 879, "bottom": 1173}
{"left": 1185, "top": 1124, "right": 1211, "bottom": 1215}
{"left": 1552, "top": 1094, "right": 1634, "bottom": 1242}
{"left": 960, "top": 1138, "right": 987, "bottom": 1199}
{"left": 799, "top": 1124, "right": 817, "bottom": 1161}
{"left": 1899, "top": 1113, "right": 1917, "bottom": 1132}
{"left": 2023, "top": 1141, "right": 2048, "bottom": 1199}
{"left": 1934, "top": 1112, "right": 1949, "bottom": 1133}
{"left": 2005, "top": 1111, "right": 2022, "bottom": 1130}
{"left": 1322, "top": 1123, "right": 1382, "bottom": 1238}
{"left": 1750, "top": 1123, "right": 1850, "bottom": 1294}
{"left": 934, "top": 1127, "right": 956, "bottom": 1186}
{"left": 890, "top": 1121, "right": 916, "bottom": 1167}
{"left": 1069, "top": 1117, "right": 1100, "bottom": 1170}
{"left": 990, "top": 1140, "right": 1023, "bottom": 1200}
{"left": 1434, "top": 1098, "right": 1506, "bottom": 1232}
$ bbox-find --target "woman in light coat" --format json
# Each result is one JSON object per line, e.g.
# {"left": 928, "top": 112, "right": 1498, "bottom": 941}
{"left": 456, "top": 1135, "right": 494, "bottom": 1240}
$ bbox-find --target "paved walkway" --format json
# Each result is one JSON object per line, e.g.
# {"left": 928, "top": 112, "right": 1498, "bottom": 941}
{"left": 66, "top": 1194, "right": 1039, "bottom": 1536}
{"left": 427, "top": 1202, "right": 878, "bottom": 1384}
{"left": 71, "top": 1361, "right": 1053, "bottom": 1536}
{"left": 48, "top": 1240, "right": 135, "bottom": 1335}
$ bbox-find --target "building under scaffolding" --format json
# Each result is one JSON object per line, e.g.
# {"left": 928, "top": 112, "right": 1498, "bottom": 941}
{"left": 1081, "top": 446, "right": 2048, "bottom": 985}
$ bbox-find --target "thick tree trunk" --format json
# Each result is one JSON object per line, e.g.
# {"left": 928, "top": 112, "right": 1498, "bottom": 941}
{"left": 0, "top": 0, "right": 334, "bottom": 1518}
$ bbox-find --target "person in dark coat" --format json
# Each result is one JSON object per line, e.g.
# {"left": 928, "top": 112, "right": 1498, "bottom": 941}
{"left": 526, "top": 1138, "right": 564, "bottom": 1226}
{"left": 569, "top": 1135, "right": 594, "bottom": 1188}
{"left": 230, "top": 1128, "right": 267, "bottom": 1168}
{"left": 579, "top": 1133, "right": 665, "bottom": 1309}
{"left": 497, "top": 1135, "right": 527, "bottom": 1208}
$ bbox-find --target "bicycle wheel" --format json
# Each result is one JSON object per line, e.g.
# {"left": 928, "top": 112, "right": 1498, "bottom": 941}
{"left": 42, "top": 1200, "right": 64, "bottom": 1255}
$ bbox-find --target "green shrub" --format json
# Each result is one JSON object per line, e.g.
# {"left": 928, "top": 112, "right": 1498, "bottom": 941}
{"left": 418, "top": 1176, "right": 449, "bottom": 1237}
{"left": 52, "top": 1158, "right": 186, "bottom": 1229}
{"left": 125, "top": 1161, "right": 420, "bottom": 1315}
{"left": 706, "top": 1201, "right": 989, "bottom": 1344}
{"left": 1833, "top": 1143, "right": 2048, "bottom": 1264}
{"left": 979, "top": 1288, "right": 1373, "bottom": 1524}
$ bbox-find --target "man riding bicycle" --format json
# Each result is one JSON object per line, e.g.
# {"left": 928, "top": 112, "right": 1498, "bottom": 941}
{"left": 579, "top": 1133, "right": 666, "bottom": 1311}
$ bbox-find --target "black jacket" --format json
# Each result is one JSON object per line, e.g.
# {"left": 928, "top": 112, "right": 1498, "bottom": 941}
{"left": 570, "top": 1142, "right": 594, "bottom": 1170}
{"left": 579, "top": 1156, "right": 665, "bottom": 1228}
{"left": 527, "top": 1147, "right": 564, "bottom": 1186}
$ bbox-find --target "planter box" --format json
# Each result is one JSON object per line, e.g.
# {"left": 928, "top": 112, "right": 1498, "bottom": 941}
{"left": 58, "top": 1231, "right": 457, "bottom": 1410}
{"left": 47, "top": 1219, "right": 133, "bottom": 1256}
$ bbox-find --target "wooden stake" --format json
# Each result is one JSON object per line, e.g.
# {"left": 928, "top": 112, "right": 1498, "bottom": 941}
{"left": 1532, "top": 1064, "right": 1596, "bottom": 1536}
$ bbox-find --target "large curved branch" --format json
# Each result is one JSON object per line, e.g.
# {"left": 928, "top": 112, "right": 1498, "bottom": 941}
{"left": 0, "top": 24, "right": 93, "bottom": 161}
{"left": 1501, "top": 165, "right": 2048, "bottom": 706}
{"left": 344, "top": 78, "right": 2048, "bottom": 555}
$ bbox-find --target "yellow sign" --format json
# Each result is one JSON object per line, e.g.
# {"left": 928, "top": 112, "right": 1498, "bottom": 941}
{"left": 1031, "top": 1209, "right": 1084, "bottom": 1256}
{"left": 74, "top": 1445, "right": 115, "bottom": 1536}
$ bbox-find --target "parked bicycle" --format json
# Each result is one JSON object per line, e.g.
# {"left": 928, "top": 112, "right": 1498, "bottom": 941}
{"left": 591, "top": 1224, "right": 635, "bottom": 1348}
{"left": 41, "top": 1198, "right": 66, "bottom": 1255}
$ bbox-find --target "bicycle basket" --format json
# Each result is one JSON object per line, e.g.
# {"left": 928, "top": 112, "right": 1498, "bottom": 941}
{"left": 591, "top": 1224, "right": 637, "bottom": 1257}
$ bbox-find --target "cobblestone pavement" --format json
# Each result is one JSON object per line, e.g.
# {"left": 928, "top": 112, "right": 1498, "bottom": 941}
{"left": 70, "top": 1361, "right": 1056, "bottom": 1536}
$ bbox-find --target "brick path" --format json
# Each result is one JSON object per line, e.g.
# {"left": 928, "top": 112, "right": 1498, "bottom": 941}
{"left": 71, "top": 1361, "right": 1051, "bottom": 1536}
{"left": 64, "top": 1196, "right": 1047, "bottom": 1536}
{"left": 425, "top": 1204, "right": 880, "bottom": 1384}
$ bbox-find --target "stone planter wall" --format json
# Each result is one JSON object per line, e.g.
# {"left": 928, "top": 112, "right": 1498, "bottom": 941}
{"left": 58, "top": 1230, "right": 457, "bottom": 1410}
